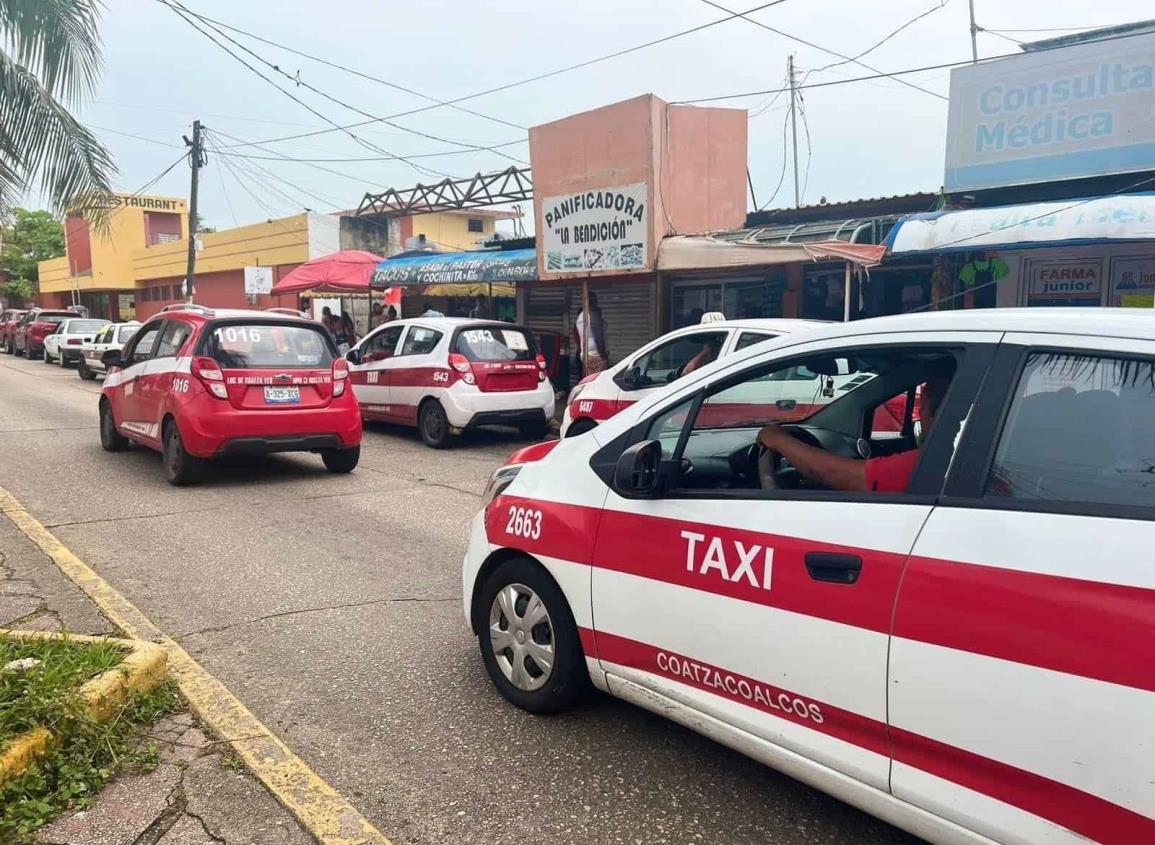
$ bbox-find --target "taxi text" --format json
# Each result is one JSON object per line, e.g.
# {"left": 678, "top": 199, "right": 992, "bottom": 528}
{"left": 680, "top": 530, "right": 774, "bottom": 591}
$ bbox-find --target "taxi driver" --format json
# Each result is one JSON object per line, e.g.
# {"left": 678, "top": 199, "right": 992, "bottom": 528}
{"left": 756, "top": 368, "right": 953, "bottom": 494}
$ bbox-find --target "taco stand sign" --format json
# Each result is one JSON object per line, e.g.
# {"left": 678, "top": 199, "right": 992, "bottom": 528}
{"left": 542, "top": 182, "right": 649, "bottom": 274}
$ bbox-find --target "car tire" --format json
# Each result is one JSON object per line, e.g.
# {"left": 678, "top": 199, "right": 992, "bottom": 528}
{"left": 58, "top": 352, "right": 69, "bottom": 368}
{"left": 418, "top": 400, "right": 452, "bottom": 449}
{"left": 321, "top": 445, "right": 360, "bottom": 473}
{"left": 565, "top": 418, "right": 597, "bottom": 438}
{"left": 43, "top": 350, "right": 53, "bottom": 364}
{"left": 99, "top": 401, "right": 129, "bottom": 452}
{"left": 477, "top": 557, "right": 590, "bottom": 714}
{"left": 518, "top": 419, "right": 549, "bottom": 441}
{"left": 14, "top": 344, "right": 24, "bottom": 358}
{"left": 162, "top": 421, "right": 204, "bottom": 486}
{"left": 78, "top": 360, "right": 96, "bottom": 380}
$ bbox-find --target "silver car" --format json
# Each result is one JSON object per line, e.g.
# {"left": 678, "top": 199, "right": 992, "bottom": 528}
{"left": 77, "top": 322, "right": 140, "bottom": 380}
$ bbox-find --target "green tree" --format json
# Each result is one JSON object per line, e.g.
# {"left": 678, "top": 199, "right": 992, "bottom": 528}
{"left": 0, "top": 0, "right": 115, "bottom": 220}
{"left": 0, "top": 207, "right": 65, "bottom": 283}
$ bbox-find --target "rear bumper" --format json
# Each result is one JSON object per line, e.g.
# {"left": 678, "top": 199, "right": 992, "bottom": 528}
{"left": 465, "top": 408, "right": 547, "bottom": 429}
{"left": 441, "top": 382, "right": 555, "bottom": 429}
{"left": 178, "top": 392, "right": 363, "bottom": 458}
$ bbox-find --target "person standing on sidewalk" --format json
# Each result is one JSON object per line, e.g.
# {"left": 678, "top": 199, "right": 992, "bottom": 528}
{"left": 574, "top": 292, "right": 609, "bottom": 375}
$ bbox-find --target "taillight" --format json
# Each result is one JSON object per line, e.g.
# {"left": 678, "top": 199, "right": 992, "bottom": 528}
{"left": 448, "top": 353, "right": 475, "bottom": 385}
{"left": 67, "top": 338, "right": 82, "bottom": 345}
{"left": 536, "top": 353, "right": 547, "bottom": 382}
{"left": 332, "top": 358, "right": 348, "bottom": 396}
{"left": 192, "top": 356, "right": 228, "bottom": 399}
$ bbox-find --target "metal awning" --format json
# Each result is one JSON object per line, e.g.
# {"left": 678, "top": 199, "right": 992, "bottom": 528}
{"left": 370, "top": 248, "right": 537, "bottom": 288}
{"left": 886, "top": 192, "right": 1155, "bottom": 255}
{"left": 657, "top": 236, "right": 886, "bottom": 271}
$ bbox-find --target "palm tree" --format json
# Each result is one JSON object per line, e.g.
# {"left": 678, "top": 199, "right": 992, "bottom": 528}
{"left": 0, "top": 0, "right": 115, "bottom": 220}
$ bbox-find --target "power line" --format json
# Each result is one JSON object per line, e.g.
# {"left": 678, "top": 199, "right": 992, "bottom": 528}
{"left": 978, "top": 27, "right": 1024, "bottom": 47}
{"left": 208, "top": 127, "right": 389, "bottom": 189}
{"left": 699, "top": 0, "right": 947, "bottom": 100}
{"left": 91, "top": 125, "right": 184, "bottom": 149}
{"left": 126, "top": 152, "right": 190, "bottom": 199}
{"left": 218, "top": 0, "right": 791, "bottom": 149}
{"left": 798, "top": 95, "right": 812, "bottom": 203}
{"left": 160, "top": 0, "right": 529, "bottom": 167}
{"left": 757, "top": 109, "right": 791, "bottom": 211}
{"left": 156, "top": 1, "right": 451, "bottom": 180}
{"left": 174, "top": 7, "right": 525, "bottom": 132}
{"left": 806, "top": 0, "right": 952, "bottom": 77}
{"left": 215, "top": 141, "right": 526, "bottom": 164}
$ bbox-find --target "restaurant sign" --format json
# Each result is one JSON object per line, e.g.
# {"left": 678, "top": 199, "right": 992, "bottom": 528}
{"left": 542, "top": 182, "right": 649, "bottom": 274}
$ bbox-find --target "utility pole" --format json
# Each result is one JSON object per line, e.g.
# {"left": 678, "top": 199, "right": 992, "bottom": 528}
{"left": 787, "top": 54, "right": 800, "bottom": 208}
{"left": 183, "top": 120, "right": 205, "bottom": 303}
{"left": 968, "top": 0, "right": 979, "bottom": 63}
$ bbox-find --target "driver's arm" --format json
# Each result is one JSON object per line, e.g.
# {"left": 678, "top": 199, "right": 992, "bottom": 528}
{"left": 757, "top": 424, "right": 868, "bottom": 492}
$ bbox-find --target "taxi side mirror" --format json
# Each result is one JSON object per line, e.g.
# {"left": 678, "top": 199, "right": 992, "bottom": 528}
{"left": 102, "top": 349, "right": 122, "bottom": 369}
{"left": 345, "top": 348, "right": 362, "bottom": 365}
{"left": 614, "top": 439, "right": 663, "bottom": 497}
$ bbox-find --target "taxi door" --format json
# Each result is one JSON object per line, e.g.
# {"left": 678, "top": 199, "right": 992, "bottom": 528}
{"left": 387, "top": 324, "right": 447, "bottom": 422}
{"left": 107, "top": 320, "right": 164, "bottom": 440}
{"left": 590, "top": 332, "right": 998, "bottom": 791}
{"left": 889, "top": 335, "right": 1155, "bottom": 844}
{"left": 349, "top": 324, "right": 405, "bottom": 419}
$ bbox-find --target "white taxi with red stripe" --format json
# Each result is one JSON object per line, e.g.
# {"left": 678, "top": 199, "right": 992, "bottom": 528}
{"left": 465, "top": 308, "right": 1155, "bottom": 845}
{"left": 346, "top": 318, "right": 554, "bottom": 448}
{"left": 561, "top": 317, "right": 825, "bottom": 437}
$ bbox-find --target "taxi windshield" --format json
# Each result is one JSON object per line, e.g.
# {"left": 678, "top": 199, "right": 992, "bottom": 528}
{"left": 202, "top": 323, "right": 334, "bottom": 369}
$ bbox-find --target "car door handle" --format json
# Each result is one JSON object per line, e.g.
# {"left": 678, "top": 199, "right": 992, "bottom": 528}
{"left": 804, "top": 552, "right": 862, "bottom": 584}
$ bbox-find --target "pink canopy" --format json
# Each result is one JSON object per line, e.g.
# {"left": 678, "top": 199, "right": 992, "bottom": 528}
{"left": 271, "top": 250, "right": 384, "bottom": 295}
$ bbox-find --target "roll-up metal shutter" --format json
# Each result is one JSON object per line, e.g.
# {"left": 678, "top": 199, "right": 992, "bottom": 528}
{"left": 524, "top": 283, "right": 574, "bottom": 337}
{"left": 597, "top": 280, "right": 655, "bottom": 364}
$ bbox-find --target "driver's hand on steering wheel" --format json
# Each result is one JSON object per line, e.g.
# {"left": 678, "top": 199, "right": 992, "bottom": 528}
{"left": 757, "top": 423, "right": 792, "bottom": 451}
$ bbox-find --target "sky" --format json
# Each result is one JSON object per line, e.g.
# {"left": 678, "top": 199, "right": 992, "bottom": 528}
{"left": 48, "top": 0, "right": 1151, "bottom": 235}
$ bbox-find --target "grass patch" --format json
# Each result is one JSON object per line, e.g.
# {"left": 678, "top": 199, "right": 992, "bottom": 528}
{"left": 0, "top": 637, "right": 181, "bottom": 842}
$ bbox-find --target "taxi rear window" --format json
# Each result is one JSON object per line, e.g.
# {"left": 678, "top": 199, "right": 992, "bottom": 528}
{"left": 454, "top": 325, "right": 535, "bottom": 362}
{"left": 66, "top": 320, "right": 107, "bottom": 333}
{"left": 201, "top": 322, "right": 334, "bottom": 369}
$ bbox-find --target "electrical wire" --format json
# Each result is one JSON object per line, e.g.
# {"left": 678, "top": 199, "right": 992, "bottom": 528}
{"left": 757, "top": 109, "right": 792, "bottom": 211}
{"left": 172, "top": 5, "right": 525, "bottom": 132}
{"left": 91, "top": 125, "right": 183, "bottom": 149}
{"left": 699, "top": 0, "right": 947, "bottom": 100}
{"left": 215, "top": 0, "right": 790, "bottom": 149}
{"left": 798, "top": 94, "right": 812, "bottom": 203}
{"left": 213, "top": 148, "right": 239, "bottom": 228}
{"left": 208, "top": 132, "right": 346, "bottom": 210}
{"left": 805, "top": 0, "right": 951, "bottom": 77}
{"left": 125, "top": 151, "right": 190, "bottom": 199}
{"left": 215, "top": 142, "right": 527, "bottom": 163}
{"left": 208, "top": 127, "right": 387, "bottom": 189}
{"left": 978, "top": 27, "right": 1025, "bottom": 47}
{"left": 156, "top": 1, "right": 451, "bottom": 180}
{"left": 160, "top": 0, "right": 528, "bottom": 167}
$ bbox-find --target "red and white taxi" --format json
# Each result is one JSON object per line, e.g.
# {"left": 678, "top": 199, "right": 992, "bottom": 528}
{"left": 464, "top": 308, "right": 1155, "bottom": 845}
{"left": 561, "top": 317, "right": 825, "bottom": 437}
{"left": 347, "top": 318, "right": 554, "bottom": 448}
{"left": 99, "top": 306, "right": 362, "bottom": 484}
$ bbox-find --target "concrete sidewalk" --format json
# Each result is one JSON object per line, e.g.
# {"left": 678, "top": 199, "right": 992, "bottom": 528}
{"left": 0, "top": 517, "right": 314, "bottom": 845}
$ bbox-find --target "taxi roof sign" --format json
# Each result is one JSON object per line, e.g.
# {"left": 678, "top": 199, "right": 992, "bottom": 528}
{"left": 700, "top": 312, "right": 727, "bottom": 324}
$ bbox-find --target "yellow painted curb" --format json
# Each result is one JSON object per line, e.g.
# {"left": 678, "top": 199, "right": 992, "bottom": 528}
{"left": 0, "top": 487, "right": 393, "bottom": 845}
{"left": 0, "top": 630, "right": 168, "bottom": 788}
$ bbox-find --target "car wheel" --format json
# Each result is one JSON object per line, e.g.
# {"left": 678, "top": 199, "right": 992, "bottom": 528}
{"left": 419, "top": 400, "right": 452, "bottom": 449}
{"left": 321, "top": 445, "right": 360, "bottom": 473}
{"left": 478, "top": 557, "right": 590, "bottom": 714}
{"left": 14, "top": 344, "right": 24, "bottom": 358}
{"left": 58, "top": 352, "right": 69, "bottom": 367}
{"left": 78, "top": 360, "right": 96, "bottom": 380}
{"left": 518, "top": 419, "right": 549, "bottom": 441}
{"left": 162, "top": 421, "right": 203, "bottom": 486}
{"left": 99, "top": 402, "right": 129, "bottom": 452}
{"left": 565, "top": 418, "right": 597, "bottom": 438}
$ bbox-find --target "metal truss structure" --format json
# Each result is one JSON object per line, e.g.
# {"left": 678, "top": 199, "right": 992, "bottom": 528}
{"left": 356, "top": 166, "right": 533, "bottom": 216}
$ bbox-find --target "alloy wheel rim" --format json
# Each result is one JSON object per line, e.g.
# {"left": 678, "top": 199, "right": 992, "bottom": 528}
{"left": 488, "top": 583, "right": 555, "bottom": 691}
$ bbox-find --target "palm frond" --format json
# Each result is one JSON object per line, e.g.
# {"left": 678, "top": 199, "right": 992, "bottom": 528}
{"left": 0, "top": 0, "right": 103, "bottom": 100}
{"left": 0, "top": 48, "right": 115, "bottom": 222}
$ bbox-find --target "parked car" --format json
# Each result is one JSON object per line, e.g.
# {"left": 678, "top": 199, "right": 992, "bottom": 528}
{"left": 561, "top": 316, "right": 827, "bottom": 437}
{"left": 43, "top": 318, "right": 111, "bottom": 366}
{"left": 77, "top": 322, "right": 140, "bottom": 380}
{"left": 13, "top": 309, "right": 75, "bottom": 359}
{"left": 0, "top": 309, "right": 27, "bottom": 354}
{"left": 346, "top": 317, "right": 554, "bottom": 448}
{"left": 99, "top": 306, "right": 362, "bottom": 485}
{"left": 463, "top": 308, "right": 1155, "bottom": 845}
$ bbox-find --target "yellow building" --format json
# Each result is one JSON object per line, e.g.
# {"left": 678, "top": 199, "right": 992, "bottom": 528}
{"left": 401, "top": 208, "right": 520, "bottom": 252}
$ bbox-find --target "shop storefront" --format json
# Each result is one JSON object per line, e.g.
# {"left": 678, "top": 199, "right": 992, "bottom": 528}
{"left": 372, "top": 248, "right": 535, "bottom": 321}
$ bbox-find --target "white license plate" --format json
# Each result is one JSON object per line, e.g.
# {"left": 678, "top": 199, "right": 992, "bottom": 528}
{"left": 263, "top": 386, "right": 300, "bottom": 404}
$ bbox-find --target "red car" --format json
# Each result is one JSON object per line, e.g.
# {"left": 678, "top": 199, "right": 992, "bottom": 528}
{"left": 99, "top": 306, "right": 362, "bottom": 485}
{"left": 1, "top": 309, "right": 27, "bottom": 354}
{"left": 13, "top": 308, "right": 75, "bottom": 359}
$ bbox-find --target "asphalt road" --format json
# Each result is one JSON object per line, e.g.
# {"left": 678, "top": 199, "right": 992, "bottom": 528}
{"left": 0, "top": 352, "right": 921, "bottom": 845}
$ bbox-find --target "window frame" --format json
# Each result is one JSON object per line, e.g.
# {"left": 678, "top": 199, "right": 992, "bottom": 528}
{"left": 362, "top": 323, "right": 406, "bottom": 361}
{"left": 122, "top": 320, "right": 165, "bottom": 367}
{"left": 598, "top": 339, "right": 995, "bottom": 505}
{"left": 618, "top": 329, "right": 730, "bottom": 392}
{"left": 733, "top": 330, "right": 777, "bottom": 352}
{"left": 398, "top": 324, "right": 443, "bottom": 357}
{"left": 153, "top": 319, "right": 193, "bottom": 360}
{"left": 942, "top": 342, "right": 1155, "bottom": 522}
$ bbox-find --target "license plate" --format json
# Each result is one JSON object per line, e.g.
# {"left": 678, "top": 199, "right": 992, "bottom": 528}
{"left": 263, "top": 386, "right": 300, "bottom": 404}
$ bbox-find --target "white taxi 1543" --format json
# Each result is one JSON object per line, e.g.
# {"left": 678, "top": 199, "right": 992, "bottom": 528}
{"left": 464, "top": 308, "right": 1155, "bottom": 845}
{"left": 561, "top": 317, "right": 825, "bottom": 437}
{"left": 347, "top": 318, "right": 554, "bottom": 448}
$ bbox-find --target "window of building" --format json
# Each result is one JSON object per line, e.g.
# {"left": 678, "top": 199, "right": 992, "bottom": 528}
{"left": 987, "top": 351, "right": 1155, "bottom": 509}
{"left": 467, "top": 217, "right": 484, "bottom": 233}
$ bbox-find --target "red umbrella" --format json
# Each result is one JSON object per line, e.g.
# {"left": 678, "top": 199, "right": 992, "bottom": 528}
{"left": 271, "top": 250, "right": 383, "bottom": 295}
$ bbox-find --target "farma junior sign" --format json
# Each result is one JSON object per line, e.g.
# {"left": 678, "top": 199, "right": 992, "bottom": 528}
{"left": 944, "top": 31, "right": 1155, "bottom": 192}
